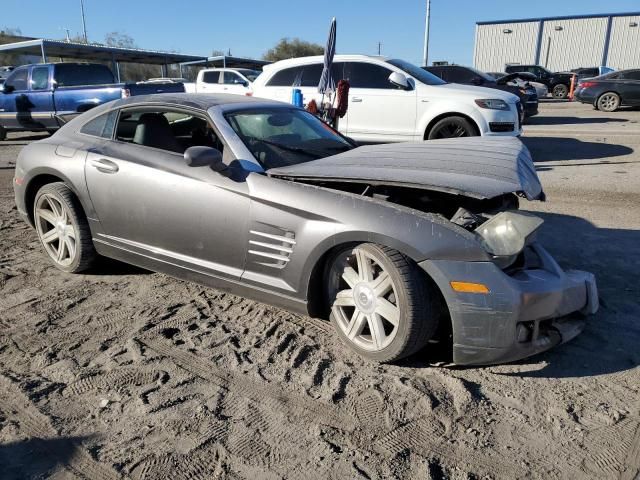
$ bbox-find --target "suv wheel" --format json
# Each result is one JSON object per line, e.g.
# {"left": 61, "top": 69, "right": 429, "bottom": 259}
{"left": 596, "top": 92, "right": 620, "bottom": 112}
{"left": 34, "top": 182, "right": 97, "bottom": 273}
{"left": 326, "top": 243, "right": 439, "bottom": 362}
{"left": 552, "top": 84, "right": 569, "bottom": 99}
{"left": 427, "top": 116, "right": 476, "bottom": 140}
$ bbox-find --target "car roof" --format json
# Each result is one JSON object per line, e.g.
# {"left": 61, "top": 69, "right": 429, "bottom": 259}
{"left": 263, "top": 54, "right": 387, "bottom": 70}
{"left": 110, "top": 93, "right": 285, "bottom": 111}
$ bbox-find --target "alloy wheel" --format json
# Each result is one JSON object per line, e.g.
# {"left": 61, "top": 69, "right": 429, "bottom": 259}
{"left": 432, "top": 122, "right": 470, "bottom": 139}
{"left": 329, "top": 247, "right": 401, "bottom": 351}
{"left": 598, "top": 94, "right": 619, "bottom": 112}
{"left": 35, "top": 193, "right": 77, "bottom": 267}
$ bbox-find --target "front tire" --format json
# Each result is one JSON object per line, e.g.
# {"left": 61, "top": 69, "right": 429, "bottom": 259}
{"left": 34, "top": 182, "right": 97, "bottom": 273}
{"left": 427, "top": 116, "right": 476, "bottom": 140}
{"left": 552, "top": 84, "right": 569, "bottom": 99}
{"left": 596, "top": 92, "right": 620, "bottom": 112}
{"left": 326, "top": 243, "right": 439, "bottom": 362}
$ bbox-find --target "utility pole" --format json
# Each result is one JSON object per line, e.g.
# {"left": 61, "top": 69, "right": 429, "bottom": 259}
{"left": 80, "top": 0, "right": 88, "bottom": 43}
{"left": 422, "top": 0, "right": 431, "bottom": 67}
{"left": 377, "top": 42, "right": 382, "bottom": 55}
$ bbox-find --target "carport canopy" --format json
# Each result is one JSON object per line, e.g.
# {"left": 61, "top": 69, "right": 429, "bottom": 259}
{"left": 180, "top": 55, "right": 270, "bottom": 70}
{"left": 0, "top": 39, "right": 207, "bottom": 81}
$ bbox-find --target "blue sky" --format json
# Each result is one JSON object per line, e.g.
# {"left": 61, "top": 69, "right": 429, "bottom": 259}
{"left": 2, "top": 1, "right": 639, "bottom": 65}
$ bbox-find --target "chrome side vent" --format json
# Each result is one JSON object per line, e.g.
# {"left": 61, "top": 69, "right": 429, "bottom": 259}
{"left": 248, "top": 229, "right": 296, "bottom": 269}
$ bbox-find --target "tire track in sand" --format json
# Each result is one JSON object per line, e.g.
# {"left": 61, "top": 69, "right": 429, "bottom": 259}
{"left": 0, "top": 374, "right": 120, "bottom": 480}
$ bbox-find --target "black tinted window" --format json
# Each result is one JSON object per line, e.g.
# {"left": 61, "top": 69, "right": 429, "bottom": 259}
{"left": 31, "top": 67, "right": 49, "bottom": 90}
{"left": 300, "top": 63, "right": 324, "bottom": 87}
{"left": 425, "top": 67, "right": 445, "bottom": 80}
{"left": 623, "top": 71, "right": 640, "bottom": 80}
{"left": 55, "top": 64, "right": 114, "bottom": 87}
{"left": 266, "top": 66, "right": 303, "bottom": 87}
{"left": 447, "top": 67, "right": 476, "bottom": 83}
{"left": 344, "top": 62, "right": 394, "bottom": 89}
{"left": 80, "top": 110, "right": 118, "bottom": 138}
{"left": 6, "top": 68, "right": 28, "bottom": 91}
{"left": 202, "top": 71, "right": 219, "bottom": 83}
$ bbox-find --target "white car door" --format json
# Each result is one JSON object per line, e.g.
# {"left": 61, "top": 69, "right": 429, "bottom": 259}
{"left": 343, "top": 62, "right": 416, "bottom": 142}
{"left": 221, "top": 71, "right": 249, "bottom": 95}
{"left": 197, "top": 71, "right": 222, "bottom": 93}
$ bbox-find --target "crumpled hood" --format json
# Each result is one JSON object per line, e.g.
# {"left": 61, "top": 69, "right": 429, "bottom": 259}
{"left": 267, "top": 137, "right": 544, "bottom": 201}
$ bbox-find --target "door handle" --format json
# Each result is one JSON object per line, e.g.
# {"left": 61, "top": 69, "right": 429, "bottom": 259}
{"left": 352, "top": 97, "right": 363, "bottom": 102}
{"left": 90, "top": 158, "right": 119, "bottom": 173}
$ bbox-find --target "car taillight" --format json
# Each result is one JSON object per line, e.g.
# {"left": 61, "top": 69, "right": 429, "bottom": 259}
{"left": 579, "top": 81, "right": 597, "bottom": 89}
{"left": 121, "top": 88, "right": 131, "bottom": 98}
{"left": 245, "top": 92, "right": 253, "bottom": 96}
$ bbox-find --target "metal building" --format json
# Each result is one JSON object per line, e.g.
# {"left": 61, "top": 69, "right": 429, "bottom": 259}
{"left": 474, "top": 12, "right": 640, "bottom": 72}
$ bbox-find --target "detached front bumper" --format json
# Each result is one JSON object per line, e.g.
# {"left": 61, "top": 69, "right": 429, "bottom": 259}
{"left": 420, "top": 243, "right": 598, "bottom": 366}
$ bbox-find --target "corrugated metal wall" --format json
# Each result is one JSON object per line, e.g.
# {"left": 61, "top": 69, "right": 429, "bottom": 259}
{"left": 474, "top": 14, "right": 640, "bottom": 72}
{"left": 607, "top": 15, "right": 640, "bottom": 69}
{"left": 538, "top": 17, "right": 607, "bottom": 71}
{"left": 474, "top": 21, "right": 539, "bottom": 72}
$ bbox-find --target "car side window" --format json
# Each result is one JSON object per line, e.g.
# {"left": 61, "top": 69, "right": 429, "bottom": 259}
{"left": 115, "top": 108, "right": 223, "bottom": 154}
{"left": 223, "top": 72, "right": 243, "bottom": 84}
{"left": 80, "top": 110, "right": 118, "bottom": 138}
{"left": 30, "top": 67, "right": 49, "bottom": 91}
{"left": 5, "top": 68, "right": 28, "bottom": 91}
{"left": 299, "top": 63, "right": 323, "bottom": 87}
{"left": 622, "top": 71, "right": 640, "bottom": 81}
{"left": 266, "top": 66, "right": 304, "bottom": 87}
{"left": 202, "top": 71, "right": 220, "bottom": 84}
{"left": 447, "top": 67, "right": 475, "bottom": 83}
{"left": 343, "top": 62, "right": 395, "bottom": 89}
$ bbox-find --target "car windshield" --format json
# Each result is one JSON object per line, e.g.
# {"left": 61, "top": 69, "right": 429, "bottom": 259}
{"left": 387, "top": 59, "right": 446, "bottom": 85}
{"left": 237, "top": 69, "right": 261, "bottom": 82}
{"left": 225, "top": 108, "right": 354, "bottom": 169}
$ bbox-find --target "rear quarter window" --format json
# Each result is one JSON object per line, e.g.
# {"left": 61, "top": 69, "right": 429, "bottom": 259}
{"left": 201, "top": 71, "right": 220, "bottom": 83}
{"left": 79, "top": 110, "right": 118, "bottom": 139}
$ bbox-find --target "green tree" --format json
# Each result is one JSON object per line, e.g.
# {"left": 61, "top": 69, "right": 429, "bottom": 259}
{"left": 263, "top": 38, "right": 323, "bottom": 62}
{"left": 104, "top": 31, "right": 136, "bottom": 48}
{"left": 0, "top": 27, "right": 25, "bottom": 66}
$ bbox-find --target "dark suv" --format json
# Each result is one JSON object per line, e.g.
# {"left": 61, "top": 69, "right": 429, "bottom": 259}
{"left": 425, "top": 65, "right": 538, "bottom": 118}
{"left": 504, "top": 65, "right": 574, "bottom": 99}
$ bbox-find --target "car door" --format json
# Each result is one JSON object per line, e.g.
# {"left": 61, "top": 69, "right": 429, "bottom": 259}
{"left": 343, "top": 61, "right": 416, "bottom": 142}
{"left": 0, "top": 66, "right": 30, "bottom": 129}
{"left": 620, "top": 71, "right": 640, "bottom": 104}
{"left": 83, "top": 106, "right": 250, "bottom": 282}
{"left": 198, "top": 71, "right": 222, "bottom": 93}
{"left": 27, "top": 65, "right": 58, "bottom": 129}
{"left": 221, "top": 71, "right": 248, "bottom": 95}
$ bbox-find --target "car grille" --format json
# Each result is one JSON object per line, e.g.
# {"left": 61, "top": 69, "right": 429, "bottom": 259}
{"left": 489, "top": 122, "right": 515, "bottom": 132}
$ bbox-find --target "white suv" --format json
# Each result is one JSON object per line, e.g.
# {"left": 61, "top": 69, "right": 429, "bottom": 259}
{"left": 252, "top": 55, "right": 522, "bottom": 142}
{"left": 195, "top": 68, "right": 261, "bottom": 95}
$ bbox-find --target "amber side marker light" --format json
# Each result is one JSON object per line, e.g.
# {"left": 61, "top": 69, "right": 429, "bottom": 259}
{"left": 450, "top": 281, "right": 490, "bottom": 294}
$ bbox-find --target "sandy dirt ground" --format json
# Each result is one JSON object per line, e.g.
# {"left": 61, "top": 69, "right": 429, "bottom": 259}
{"left": 0, "top": 102, "right": 639, "bottom": 479}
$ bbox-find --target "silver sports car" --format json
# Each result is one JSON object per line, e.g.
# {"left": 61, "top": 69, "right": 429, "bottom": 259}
{"left": 13, "top": 94, "right": 598, "bottom": 364}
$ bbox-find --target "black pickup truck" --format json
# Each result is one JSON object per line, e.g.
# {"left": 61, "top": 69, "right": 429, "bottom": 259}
{"left": 504, "top": 65, "right": 575, "bottom": 99}
{"left": 0, "top": 63, "right": 184, "bottom": 140}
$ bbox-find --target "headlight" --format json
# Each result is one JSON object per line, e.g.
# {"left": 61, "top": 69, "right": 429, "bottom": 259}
{"left": 474, "top": 99, "right": 510, "bottom": 110}
{"left": 475, "top": 211, "right": 544, "bottom": 257}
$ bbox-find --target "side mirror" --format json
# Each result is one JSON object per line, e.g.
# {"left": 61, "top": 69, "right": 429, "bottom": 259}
{"left": 1, "top": 84, "right": 14, "bottom": 93}
{"left": 235, "top": 79, "right": 249, "bottom": 87}
{"left": 388, "top": 71, "right": 410, "bottom": 90}
{"left": 184, "top": 146, "right": 226, "bottom": 171}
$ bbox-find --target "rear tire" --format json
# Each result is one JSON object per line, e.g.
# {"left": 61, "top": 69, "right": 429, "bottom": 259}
{"left": 427, "top": 116, "right": 477, "bottom": 140}
{"left": 596, "top": 92, "right": 620, "bottom": 112}
{"left": 33, "top": 182, "right": 97, "bottom": 273}
{"left": 552, "top": 84, "right": 569, "bottom": 99}
{"left": 0, "top": 126, "right": 6, "bottom": 141}
{"left": 326, "top": 243, "right": 439, "bottom": 363}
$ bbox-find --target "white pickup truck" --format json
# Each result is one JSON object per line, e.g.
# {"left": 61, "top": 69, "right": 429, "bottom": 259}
{"left": 195, "top": 68, "right": 261, "bottom": 95}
